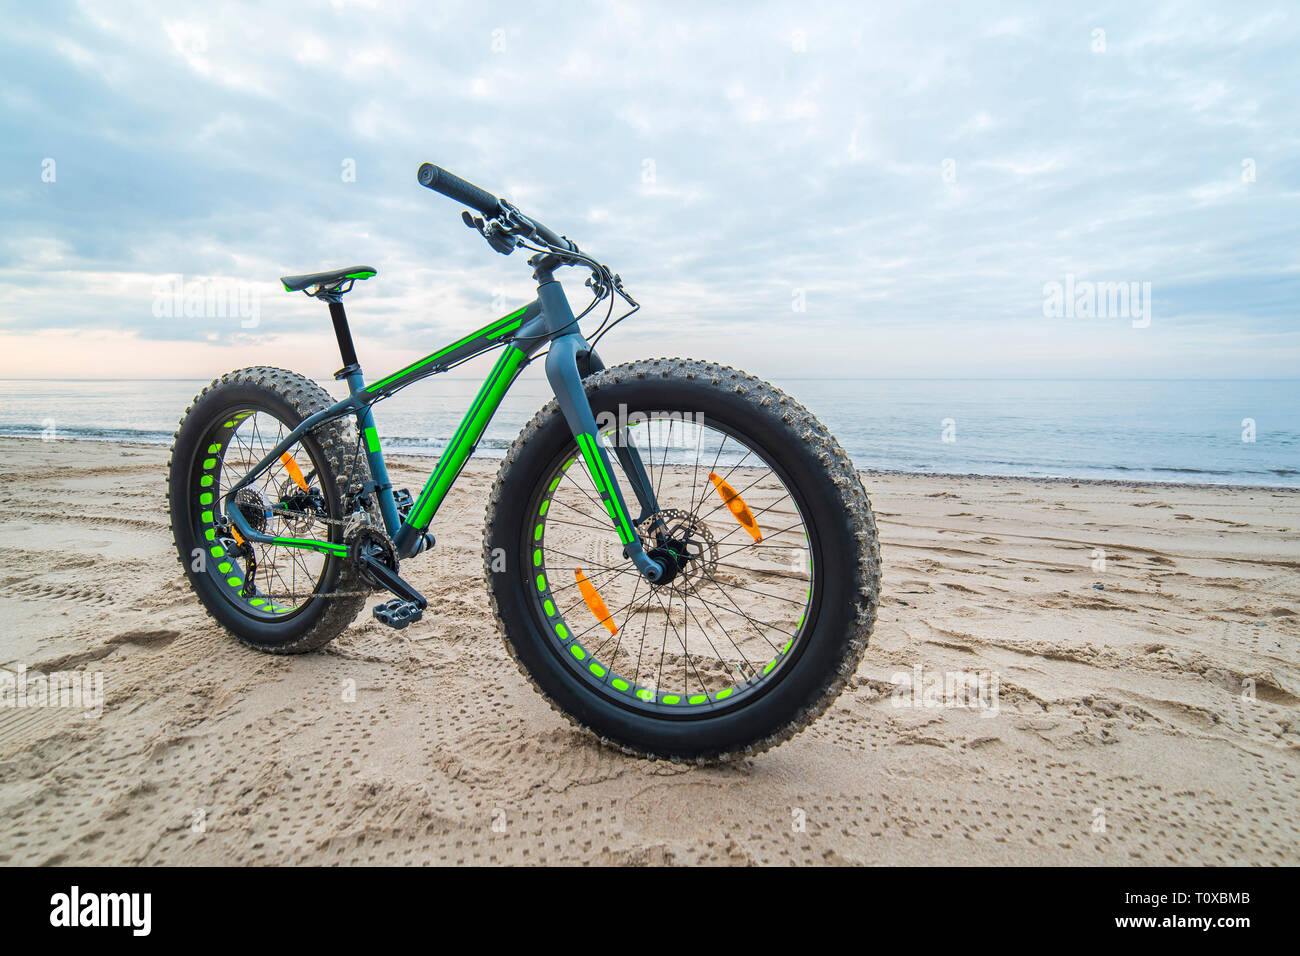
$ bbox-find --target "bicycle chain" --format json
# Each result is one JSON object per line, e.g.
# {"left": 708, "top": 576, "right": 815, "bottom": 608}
{"left": 234, "top": 503, "right": 715, "bottom": 604}
{"left": 225, "top": 503, "right": 378, "bottom": 601}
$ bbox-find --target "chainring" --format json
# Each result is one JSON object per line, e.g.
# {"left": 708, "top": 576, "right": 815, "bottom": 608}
{"left": 345, "top": 523, "right": 399, "bottom": 590}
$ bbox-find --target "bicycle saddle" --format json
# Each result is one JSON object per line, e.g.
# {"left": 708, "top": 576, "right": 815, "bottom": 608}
{"left": 280, "top": 266, "right": 377, "bottom": 293}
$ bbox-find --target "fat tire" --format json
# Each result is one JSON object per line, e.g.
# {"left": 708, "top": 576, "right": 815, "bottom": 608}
{"left": 168, "top": 366, "right": 368, "bottom": 654}
{"left": 484, "top": 358, "right": 881, "bottom": 761}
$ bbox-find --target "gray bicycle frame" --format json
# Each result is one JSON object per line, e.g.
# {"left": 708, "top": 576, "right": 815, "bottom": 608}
{"left": 221, "top": 274, "right": 666, "bottom": 580}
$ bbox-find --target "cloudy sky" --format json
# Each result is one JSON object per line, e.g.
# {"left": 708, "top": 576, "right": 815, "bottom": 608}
{"left": 1, "top": 0, "right": 1296, "bottom": 381}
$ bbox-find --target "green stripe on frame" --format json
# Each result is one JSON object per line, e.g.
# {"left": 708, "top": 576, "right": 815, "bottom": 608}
{"left": 364, "top": 426, "right": 381, "bottom": 453}
{"left": 575, "top": 432, "right": 634, "bottom": 545}
{"left": 594, "top": 443, "right": 634, "bottom": 544}
{"left": 364, "top": 307, "right": 528, "bottom": 393}
{"left": 407, "top": 346, "right": 527, "bottom": 528}
{"left": 271, "top": 537, "right": 348, "bottom": 556}
{"left": 575, "top": 433, "right": 616, "bottom": 529}
{"left": 407, "top": 359, "right": 504, "bottom": 518}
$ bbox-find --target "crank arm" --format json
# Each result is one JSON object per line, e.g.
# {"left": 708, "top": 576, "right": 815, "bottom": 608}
{"left": 357, "top": 552, "right": 427, "bottom": 609}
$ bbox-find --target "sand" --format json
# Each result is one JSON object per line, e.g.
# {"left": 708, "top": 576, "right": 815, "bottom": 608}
{"left": 0, "top": 435, "right": 1296, "bottom": 865}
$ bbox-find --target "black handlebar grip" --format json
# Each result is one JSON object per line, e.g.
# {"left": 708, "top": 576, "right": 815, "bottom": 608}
{"left": 417, "top": 163, "right": 501, "bottom": 217}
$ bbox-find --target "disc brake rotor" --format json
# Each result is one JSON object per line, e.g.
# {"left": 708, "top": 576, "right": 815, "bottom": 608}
{"left": 636, "top": 507, "right": 718, "bottom": 592}
{"left": 275, "top": 477, "right": 320, "bottom": 535}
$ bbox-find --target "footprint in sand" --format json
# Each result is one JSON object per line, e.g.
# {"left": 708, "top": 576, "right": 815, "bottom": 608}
{"left": 107, "top": 629, "right": 181, "bottom": 650}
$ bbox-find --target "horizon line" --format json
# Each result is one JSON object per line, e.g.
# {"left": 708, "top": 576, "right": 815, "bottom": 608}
{"left": 2, "top": 376, "right": 1300, "bottom": 383}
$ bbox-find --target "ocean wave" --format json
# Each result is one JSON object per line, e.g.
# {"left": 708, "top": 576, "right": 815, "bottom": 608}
{"left": 0, "top": 424, "right": 174, "bottom": 444}
{"left": 3, "top": 420, "right": 1298, "bottom": 487}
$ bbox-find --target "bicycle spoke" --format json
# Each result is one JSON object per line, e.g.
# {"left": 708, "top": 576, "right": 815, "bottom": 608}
{"left": 535, "top": 412, "right": 812, "bottom": 709}
{"left": 674, "top": 581, "right": 758, "bottom": 682}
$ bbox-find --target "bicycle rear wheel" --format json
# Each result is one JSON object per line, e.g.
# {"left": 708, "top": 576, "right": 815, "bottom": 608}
{"left": 168, "top": 366, "right": 369, "bottom": 653}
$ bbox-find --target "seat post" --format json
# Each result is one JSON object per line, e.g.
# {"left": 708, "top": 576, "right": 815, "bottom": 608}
{"left": 327, "top": 299, "right": 360, "bottom": 370}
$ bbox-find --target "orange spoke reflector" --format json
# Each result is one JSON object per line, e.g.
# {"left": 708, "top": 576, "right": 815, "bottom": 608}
{"left": 280, "top": 452, "right": 309, "bottom": 492}
{"left": 708, "top": 472, "right": 763, "bottom": 542}
{"left": 574, "top": 568, "right": 618, "bottom": 635}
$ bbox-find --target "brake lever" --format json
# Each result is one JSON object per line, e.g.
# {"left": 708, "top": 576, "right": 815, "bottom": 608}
{"left": 461, "top": 210, "right": 516, "bottom": 255}
{"left": 585, "top": 271, "right": 608, "bottom": 299}
{"left": 497, "top": 200, "right": 534, "bottom": 241}
{"left": 482, "top": 220, "right": 517, "bottom": 255}
{"left": 612, "top": 273, "right": 637, "bottom": 307}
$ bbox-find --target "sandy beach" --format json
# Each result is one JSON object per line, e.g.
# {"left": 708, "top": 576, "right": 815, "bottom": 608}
{"left": 0, "top": 435, "right": 1295, "bottom": 865}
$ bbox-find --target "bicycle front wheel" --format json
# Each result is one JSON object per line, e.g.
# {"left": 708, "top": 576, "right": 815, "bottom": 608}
{"left": 484, "top": 358, "right": 880, "bottom": 760}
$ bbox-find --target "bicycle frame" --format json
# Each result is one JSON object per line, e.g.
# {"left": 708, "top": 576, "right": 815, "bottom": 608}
{"left": 221, "top": 275, "right": 666, "bottom": 580}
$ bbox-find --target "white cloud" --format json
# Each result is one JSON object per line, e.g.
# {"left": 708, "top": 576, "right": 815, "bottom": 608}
{"left": 0, "top": 0, "right": 1296, "bottom": 379}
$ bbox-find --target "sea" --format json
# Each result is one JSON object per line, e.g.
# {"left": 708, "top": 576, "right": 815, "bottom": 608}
{"left": 0, "top": 376, "right": 1296, "bottom": 487}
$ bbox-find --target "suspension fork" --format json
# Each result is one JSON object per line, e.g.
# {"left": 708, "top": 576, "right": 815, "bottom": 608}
{"left": 544, "top": 331, "right": 664, "bottom": 582}
{"left": 574, "top": 347, "right": 659, "bottom": 524}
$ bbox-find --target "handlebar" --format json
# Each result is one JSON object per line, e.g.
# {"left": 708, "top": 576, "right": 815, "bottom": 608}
{"left": 518, "top": 211, "right": 574, "bottom": 252}
{"left": 415, "top": 162, "right": 636, "bottom": 335}
{"left": 417, "top": 163, "right": 501, "bottom": 218}
{"left": 416, "top": 162, "right": 575, "bottom": 254}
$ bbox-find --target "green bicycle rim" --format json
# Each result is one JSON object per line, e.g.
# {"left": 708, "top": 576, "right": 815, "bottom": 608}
{"left": 526, "top": 416, "right": 819, "bottom": 718}
{"left": 192, "top": 406, "right": 341, "bottom": 621}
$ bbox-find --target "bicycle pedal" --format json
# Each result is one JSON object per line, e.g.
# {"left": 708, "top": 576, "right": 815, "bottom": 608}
{"left": 393, "top": 488, "right": 415, "bottom": 516}
{"left": 373, "top": 598, "right": 424, "bottom": 630}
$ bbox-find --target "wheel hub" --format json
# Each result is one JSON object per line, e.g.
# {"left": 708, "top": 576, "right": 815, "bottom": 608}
{"left": 646, "top": 543, "right": 688, "bottom": 585}
{"left": 637, "top": 508, "right": 717, "bottom": 591}
{"left": 277, "top": 479, "right": 325, "bottom": 534}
